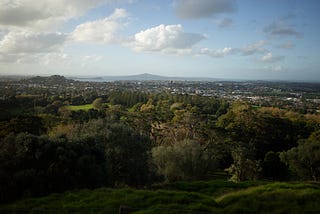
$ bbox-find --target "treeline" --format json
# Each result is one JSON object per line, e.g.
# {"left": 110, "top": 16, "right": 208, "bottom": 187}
{"left": 0, "top": 90, "right": 319, "bottom": 203}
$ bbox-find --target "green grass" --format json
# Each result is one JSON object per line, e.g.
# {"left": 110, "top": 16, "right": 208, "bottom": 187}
{"left": 216, "top": 182, "right": 320, "bottom": 213}
{"left": 64, "top": 103, "right": 111, "bottom": 111}
{"left": 65, "top": 104, "right": 94, "bottom": 111}
{"left": 155, "top": 179, "right": 268, "bottom": 197}
{"left": 0, "top": 188, "right": 218, "bottom": 214}
{"left": 1, "top": 181, "right": 320, "bottom": 214}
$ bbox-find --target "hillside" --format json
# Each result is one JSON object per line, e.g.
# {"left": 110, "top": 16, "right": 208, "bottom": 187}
{"left": 1, "top": 181, "right": 320, "bottom": 214}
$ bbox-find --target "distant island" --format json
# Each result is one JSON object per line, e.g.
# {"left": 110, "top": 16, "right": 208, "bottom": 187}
{"left": 69, "top": 73, "right": 221, "bottom": 82}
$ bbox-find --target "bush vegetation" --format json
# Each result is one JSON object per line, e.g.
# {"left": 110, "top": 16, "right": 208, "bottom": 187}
{"left": 0, "top": 78, "right": 319, "bottom": 211}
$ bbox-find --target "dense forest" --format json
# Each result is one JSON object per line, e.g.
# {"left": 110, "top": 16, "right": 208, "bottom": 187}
{"left": 0, "top": 76, "right": 320, "bottom": 204}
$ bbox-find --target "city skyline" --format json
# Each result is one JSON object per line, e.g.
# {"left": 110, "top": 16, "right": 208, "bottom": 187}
{"left": 0, "top": 0, "right": 319, "bottom": 81}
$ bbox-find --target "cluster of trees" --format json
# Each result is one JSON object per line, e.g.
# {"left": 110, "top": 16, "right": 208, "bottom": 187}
{"left": 0, "top": 90, "right": 320, "bottom": 203}
{"left": 0, "top": 121, "right": 153, "bottom": 202}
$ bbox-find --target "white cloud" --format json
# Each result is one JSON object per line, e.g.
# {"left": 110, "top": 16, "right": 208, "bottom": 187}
{"left": 131, "top": 24, "right": 205, "bottom": 54}
{"left": 0, "top": 8, "right": 129, "bottom": 64}
{"left": 261, "top": 52, "right": 284, "bottom": 63}
{"left": 199, "top": 40, "right": 268, "bottom": 58}
{"left": 38, "top": 53, "right": 73, "bottom": 66}
{"left": 29, "top": 53, "right": 103, "bottom": 67}
{"left": 198, "top": 40, "right": 266, "bottom": 58}
{"left": 199, "top": 47, "right": 236, "bottom": 57}
{"left": 241, "top": 40, "right": 267, "bottom": 55}
{"left": 0, "top": 30, "right": 67, "bottom": 64}
{"left": 71, "top": 8, "right": 129, "bottom": 44}
{"left": 261, "top": 52, "right": 272, "bottom": 61}
{"left": 0, "top": 0, "right": 107, "bottom": 30}
{"left": 175, "top": 0, "right": 237, "bottom": 19}
{"left": 0, "top": 31, "right": 66, "bottom": 54}
{"left": 82, "top": 55, "right": 103, "bottom": 62}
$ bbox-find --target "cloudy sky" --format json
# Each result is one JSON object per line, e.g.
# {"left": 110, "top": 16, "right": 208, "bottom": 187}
{"left": 0, "top": 0, "right": 319, "bottom": 81}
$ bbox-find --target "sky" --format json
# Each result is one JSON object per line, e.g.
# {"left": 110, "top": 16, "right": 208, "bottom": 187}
{"left": 0, "top": 0, "right": 319, "bottom": 81}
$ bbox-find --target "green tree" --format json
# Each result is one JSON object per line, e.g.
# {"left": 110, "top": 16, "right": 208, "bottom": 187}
{"left": 103, "top": 123, "right": 152, "bottom": 186}
{"left": 217, "top": 102, "right": 309, "bottom": 160}
{"left": 152, "top": 139, "right": 218, "bottom": 182}
{"left": 0, "top": 132, "right": 108, "bottom": 202}
{"left": 226, "top": 143, "right": 261, "bottom": 182}
{"left": 262, "top": 151, "right": 289, "bottom": 181}
{"left": 92, "top": 98, "right": 103, "bottom": 110}
{"left": 280, "top": 137, "right": 320, "bottom": 181}
{"left": 0, "top": 116, "right": 46, "bottom": 139}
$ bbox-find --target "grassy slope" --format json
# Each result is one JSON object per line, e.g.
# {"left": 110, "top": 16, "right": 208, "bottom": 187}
{"left": 217, "top": 182, "right": 320, "bottom": 214}
{"left": 1, "top": 181, "right": 320, "bottom": 214}
{"left": 64, "top": 104, "right": 94, "bottom": 111}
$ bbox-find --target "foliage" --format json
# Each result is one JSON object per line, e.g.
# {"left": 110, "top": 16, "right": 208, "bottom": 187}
{"left": 92, "top": 98, "right": 103, "bottom": 110}
{"left": 152, "top": 140, "right": 218, "bottom": 182}
{"left": 262, "top": 151, "right": 289, "bottom": 181}
{"left": 226, "top": 143, "right": 261, "bottom": 182}
{"left": 280, "top": 136, "right": 320, "bottom": 181}
{"left": 0, "top": 79, "right": 320, "bottom": 205}
{"left": 217, "top": 103, "right": 313, "bottom": 160}
{"left": 108, "top": 90, "right": 148, "bottom": 108}
{"left": 0, "top": 116, "right": 46, "bottom": 139}
{"left": 0, "top": 133, "right": 108, "bottom": 202}
{"left": 103, "top": 123, "right": 153, "bottom": 186}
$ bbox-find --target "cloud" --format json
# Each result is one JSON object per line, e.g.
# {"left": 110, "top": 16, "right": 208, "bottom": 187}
{"left": 0, "top": 0, "right": 107, "bottom": 29}
{"left": 0, "top": 53, "right": 22, "bottom": 63}
{"left": 264, "top": 21, "right": 303, "bottom": 38}
{"left": 82, "top": 55, "right": 103, "bottom": 62}
{"left": 39, "top": 53, "right": 73, "bottom": 66}
{"left": 0, "top": 31, "right": 66, "bottom": 54}
{"left": 241, "top": 40, "right": 267, "bottom": 55}
{"left": 0, "top": 30, "right": 67, "bottom": 63}
{"left": 131, "top": 24, "right": 205, "bottom": 54}
{"left": 0, "top": 1, "right": 48, "bottom": 27}
{"left": 214, "top": 18, "right": 233, "bottom": 28}
{"left": 39, "top": 53, "right": 103, "bottom": 67}
{"left": 261, "top": 52, "right": 284, "bottom": 63}
{"left": 71, "top": 8, "right": 128, "bottom": 44}
{"left": 199, "top": 47, "right": 236, "bottom": 58}
{"left": 277, "top": 41, "right": 294, "bottom": 49}
{"left": 199, "top": 41, "right": 268, "bottom": 58}
{"left": 175, "top": 0, "right": 236, "bottom": 19}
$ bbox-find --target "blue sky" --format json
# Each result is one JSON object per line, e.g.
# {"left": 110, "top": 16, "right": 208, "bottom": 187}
{"left": 0, "top": 0, "right": 319, "bottom": 81}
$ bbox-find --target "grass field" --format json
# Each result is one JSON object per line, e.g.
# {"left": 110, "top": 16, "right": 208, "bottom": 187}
{"left": 1, "top": 181, "right": 320, "bottom": 214}
{"left": 64, "top": 104, "right": 94, "bottom": 111}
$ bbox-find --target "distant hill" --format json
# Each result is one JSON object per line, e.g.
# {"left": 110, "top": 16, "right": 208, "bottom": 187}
{"left": 108, "top": 73, "right": 170, "bottom": 81}
{"left": 22, "top": 75, "right": 74, "bottom": 85}
{"left": 71, "top": 73, "right": 220, "bottom": 82}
